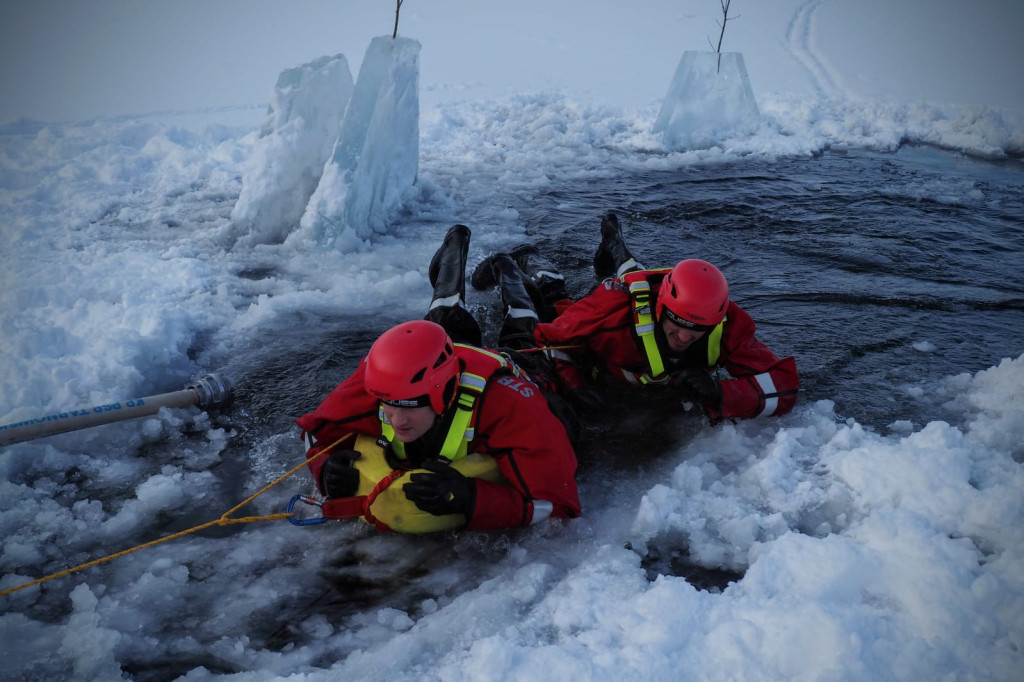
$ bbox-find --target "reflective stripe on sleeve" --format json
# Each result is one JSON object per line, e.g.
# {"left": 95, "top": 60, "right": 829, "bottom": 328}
{"left": 530, "top": 500, "right": 553, "bottom": 524}
{"left": 620, "top": 369, "right": 642, "bottom": 385}
{"left": 755, "top": 372, "right": 780, "bottom": 417}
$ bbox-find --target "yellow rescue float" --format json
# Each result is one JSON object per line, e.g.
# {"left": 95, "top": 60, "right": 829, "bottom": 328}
{"left": 290, "top": 434, "right": 505, "bottom": 533}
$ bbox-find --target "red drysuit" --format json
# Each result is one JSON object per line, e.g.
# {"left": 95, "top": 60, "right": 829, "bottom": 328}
{"left": 535, "top": 275, "right": 799, "bottom": 421}
{"left": 296, "top": 348, "right": 581, "bottom": 531}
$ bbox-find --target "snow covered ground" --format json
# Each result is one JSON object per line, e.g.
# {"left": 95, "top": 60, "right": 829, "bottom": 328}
{"left": 1, "top": 1, "right": 1023, "bottom": 680}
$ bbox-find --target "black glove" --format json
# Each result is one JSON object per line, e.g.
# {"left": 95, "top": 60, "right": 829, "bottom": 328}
{"left": 403, "top": 462, "right": 476, "bottom": 517}
{"left": 568, "top": 385, "right": 606, "bottom": 412}
{"left": 319, "top": 449, "right": 361, "bottom": 498}
{"left": 671, "top": 368, "right": 723, "bottom": 406}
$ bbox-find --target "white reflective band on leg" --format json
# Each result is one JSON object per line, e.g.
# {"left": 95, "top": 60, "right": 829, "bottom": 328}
{"left": 534, "top": 269, "right": 565, "bottom": 281}
{"left": 506, "top": 306, "right": 539, "bottom": 320}
{"left": 755, "top": 373, "right": 779, "bottom": 417}
{"left": 530, "top": 500, "right": 553, "bottom": 524}
{"left": 547, "top": 349, "right": 572, "bottom": 362}
{"left": 615, "top": 259, "right": 638, "bottom": 278}
{"left": 429, "top": 294, "right": 464, "bottom": 311}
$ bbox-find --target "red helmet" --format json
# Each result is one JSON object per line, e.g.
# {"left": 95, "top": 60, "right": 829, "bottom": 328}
{"left": 364, "top": 321, "right": 460, "bottom": 413}
{"left": 656, "top": 259, "right": 729, "bottom": 329}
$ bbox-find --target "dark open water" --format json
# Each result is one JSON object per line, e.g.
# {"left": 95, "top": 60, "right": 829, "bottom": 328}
{"left": 515, "top": 146, "right": 1024, "bottom": 432}
{"left": 223, "top": 141, "right": 1024, "bottom": 532}
{"left": 230, "top": 144, "right": 1024, "bottom": 469}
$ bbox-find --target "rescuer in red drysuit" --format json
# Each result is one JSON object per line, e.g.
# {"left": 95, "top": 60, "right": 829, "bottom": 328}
{"left": 470, "top": 213, "right": 800, "bottom": 422}
{"left": 296, "top": 225, "right": 581, "bottom": 531}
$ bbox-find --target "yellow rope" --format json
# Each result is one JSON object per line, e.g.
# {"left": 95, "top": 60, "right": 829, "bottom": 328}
{"left": 516, "top": 343, "right": 584, "bottom": 354}
{"left": 1, "top": 432, "right": 352, "bottom": 597}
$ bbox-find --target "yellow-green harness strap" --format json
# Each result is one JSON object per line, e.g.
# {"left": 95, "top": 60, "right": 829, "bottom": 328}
{"left": 706, "top": 320, "right": 724, "bottom": 366}
{"left": 628, "top": 278, "right": 665, "bottom": 378}
{"left": 436, "top": 370, "right": 486, "bottom": 460}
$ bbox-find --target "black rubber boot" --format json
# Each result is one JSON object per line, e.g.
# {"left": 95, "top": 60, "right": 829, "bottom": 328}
{"left": 471, "top": 243, "right": 537, "bottom": 291}
{"left": 514, "top": 245, "right": 568, "bottom": 306}
{"left": 425, "top": 305, "right": 482, "bottom": 347}
{"left": 593, "top": 212, "right": 640, "bottom": 280}
{"left": 426, "top": 224, "right": 481, "bottom": 346}
{"left": 428, "top": 224, "right": 471, "bottom": 309}
{"left": 492, "top": 254, "right": 540, "bottom": 350}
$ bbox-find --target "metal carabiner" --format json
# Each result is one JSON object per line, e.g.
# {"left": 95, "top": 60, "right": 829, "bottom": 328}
{"left": 286, "top": 494, "right": 330, "bottom": 526}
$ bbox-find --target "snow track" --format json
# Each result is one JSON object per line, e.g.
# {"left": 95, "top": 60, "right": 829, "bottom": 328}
{"left": 784, "top": 0, "right": 845, "bottom": 100}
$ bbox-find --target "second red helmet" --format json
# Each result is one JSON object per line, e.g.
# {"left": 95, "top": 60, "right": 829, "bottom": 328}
{"left": 656, "top": 259, "right": 730, "bottom": 329}
{"left": 364, "top": 320, "right": 460, "bottom": 413}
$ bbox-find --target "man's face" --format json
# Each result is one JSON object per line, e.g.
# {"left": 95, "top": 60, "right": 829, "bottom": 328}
{"left": 660, "top": 316, "right": 707, "bottom": 353}
{"left": 382, "top": 403, "right": 438, "bottom": 442}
